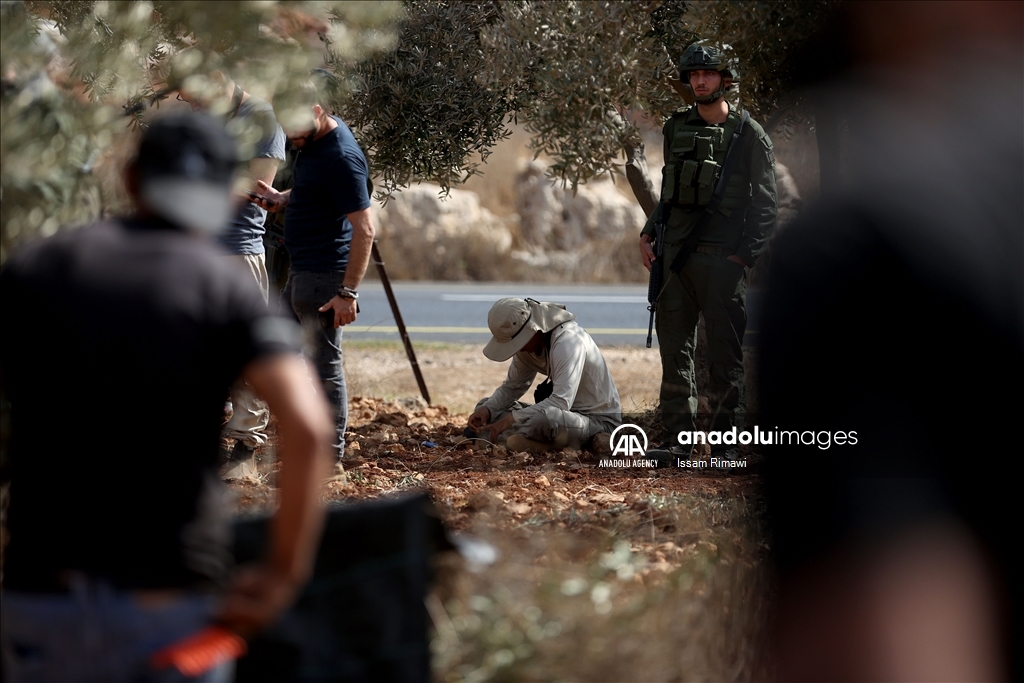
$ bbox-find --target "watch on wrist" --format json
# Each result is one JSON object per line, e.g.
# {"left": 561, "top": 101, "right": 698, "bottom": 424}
{"left": 337, "top": 286, "right": 358, "bottom": 300}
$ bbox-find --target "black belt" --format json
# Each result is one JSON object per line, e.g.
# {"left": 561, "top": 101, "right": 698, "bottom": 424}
{"left": 695, "top": 244, "right": 736, "bottom": 256}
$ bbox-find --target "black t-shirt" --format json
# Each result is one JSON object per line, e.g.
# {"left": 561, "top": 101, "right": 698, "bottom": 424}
{"left": 0, "top": 217, "right": 301, "bottom": 591}
{"left": 283, "top": 116, "right": 371, "bottom": 272}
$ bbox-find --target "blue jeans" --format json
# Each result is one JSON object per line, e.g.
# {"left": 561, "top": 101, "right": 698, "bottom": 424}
{"left": 283, "top": 270, "right": 347, "bottom": 457}
{"left": 0, "top": 586, "right": 232, "bottom": 682}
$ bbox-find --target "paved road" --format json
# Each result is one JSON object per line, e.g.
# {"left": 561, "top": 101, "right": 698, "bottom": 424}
{"left": 343, "top": 282, "right": 764, "bottom": 347}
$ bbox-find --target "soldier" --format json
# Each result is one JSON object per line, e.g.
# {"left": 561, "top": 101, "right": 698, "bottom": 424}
{"left": 640, "top": 43, "right": 778, "bottom": 463}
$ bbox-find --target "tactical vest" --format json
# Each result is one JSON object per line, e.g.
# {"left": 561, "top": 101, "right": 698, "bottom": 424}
{"left": 660, "top": 110, "right": 747, "bottom": 214}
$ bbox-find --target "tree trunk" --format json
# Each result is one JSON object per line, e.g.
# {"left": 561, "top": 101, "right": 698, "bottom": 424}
{"left": 623, "top": 135, "right": 659, "bottom": 218}
{"left": 607, "top": 108, "right": 659, "bottom": 218}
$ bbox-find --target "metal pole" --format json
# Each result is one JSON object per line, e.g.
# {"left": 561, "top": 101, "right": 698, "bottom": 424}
{"left": 371, "top": 241, "right": 431, "bottom": 405}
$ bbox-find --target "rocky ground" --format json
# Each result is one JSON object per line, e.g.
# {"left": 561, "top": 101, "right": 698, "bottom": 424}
{"left": 228, "top": 342, "right": 679, "bottom": 530}
{"left": 227, "top": 341, "right": 770, "bottom": 682}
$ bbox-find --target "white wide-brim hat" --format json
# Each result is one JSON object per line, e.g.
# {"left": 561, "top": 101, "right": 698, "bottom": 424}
{"left": 483, "top": 298, "right": 575, "bottom": 361}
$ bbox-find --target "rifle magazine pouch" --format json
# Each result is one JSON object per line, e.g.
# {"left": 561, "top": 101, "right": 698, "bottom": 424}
{"left": 664, "top": 130, "right": 697, "bottom": 207}
{"left": 698, "top": 159, "right": 719, "bottom": 187}
{"left": 663, "top": 159, "right": 699, "bottom": 206}
{"left": 695, "top": 136, "right": 714, "bottom": 160}
{"left": 697, "top": 184, "right": 714, "bottom": 206}
{"left": 661, "top": 166, "right": 677, "bottom": 205}
{"left": 670, "top": 130, "right": 697, "bottom": 158}
{"left": 697, "top": 160, "right": 719, "bottom": 204}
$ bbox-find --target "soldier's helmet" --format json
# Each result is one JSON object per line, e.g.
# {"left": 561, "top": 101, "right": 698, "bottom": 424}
{"left": 677, "top": 43, "right": 738, "bottom": 103}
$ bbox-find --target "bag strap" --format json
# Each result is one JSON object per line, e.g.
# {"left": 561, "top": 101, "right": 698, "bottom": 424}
{"left": 705, "top": 109, "right": 749, "bottom": 215}
{"left": 668, "top": 109, "right": 750, "bottom": 274}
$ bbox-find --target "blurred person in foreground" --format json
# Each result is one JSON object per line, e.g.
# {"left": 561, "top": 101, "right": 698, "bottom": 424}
{"left": 173, "top": 59, "right": 288, "bottom": 480}
{"left": 759, "top": 2, "right": 1023, "bottom": 680}
{"left": 249, "top": 77, "right": 375, "bottom": 461}
{"left": 466, "top": 298, "right": 622, "bottom": 453}
{"left": 0, "top": 112, "right": 335, "bottom": 681}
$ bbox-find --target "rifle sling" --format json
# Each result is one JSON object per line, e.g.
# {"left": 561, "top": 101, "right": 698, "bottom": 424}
{"left": 668, "top": 109, "right": 749, "bottom": 275}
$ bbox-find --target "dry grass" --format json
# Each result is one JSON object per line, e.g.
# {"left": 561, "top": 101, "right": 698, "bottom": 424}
{"left": 343, "top": 341, "right": 663, "bottom": 416}
{"left": 430, "top": 483, "right": 771, "bottom": 682}
{"left": 332, "top": 341, "right": 772, "bottom": 683}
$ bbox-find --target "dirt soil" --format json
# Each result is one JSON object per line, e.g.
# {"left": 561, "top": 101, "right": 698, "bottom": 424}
{"left": 227, "top": 338, "right": 764, "bottom": 580}
{"left": 227, "top": 341, "right": 769, "bottom": 681}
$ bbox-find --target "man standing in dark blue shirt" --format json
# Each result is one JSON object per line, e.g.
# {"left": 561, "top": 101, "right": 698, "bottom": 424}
{"left": 251, "top": 91, "right": 374, "bottom": 459}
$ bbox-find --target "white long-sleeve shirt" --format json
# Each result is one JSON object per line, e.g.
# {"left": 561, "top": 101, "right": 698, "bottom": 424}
{"left": 482, "top": 321, "right": 622, "bottom": 425}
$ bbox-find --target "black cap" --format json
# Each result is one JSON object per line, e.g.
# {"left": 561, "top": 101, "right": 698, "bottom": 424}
{"left": 135, "top": 112, "right": 239, "bottom": 233}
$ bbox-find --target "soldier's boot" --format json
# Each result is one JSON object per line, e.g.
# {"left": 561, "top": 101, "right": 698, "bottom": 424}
{"left": 647, "top": 443, "right": 693, "bottom": 468}
{"left": 587, "top": 432, "right": 613, "bottom": 459}
{"left": 710, "top": 445, "right": 742, "bottom": 474}
{"left": 507, "top": 429, "right": 569, "bottom": 454}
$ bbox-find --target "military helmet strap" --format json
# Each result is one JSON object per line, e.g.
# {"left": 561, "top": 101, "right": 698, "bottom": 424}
{"left": 690, "top": 71, "right": 732, "bottom": 104}
{"left": 679, "top": 43, "right": 737, "bottom": 103}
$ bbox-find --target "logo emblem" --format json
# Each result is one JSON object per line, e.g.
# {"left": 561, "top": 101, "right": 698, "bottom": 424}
{"left": 609, "top": 424, "right": 648, "bottom": 458}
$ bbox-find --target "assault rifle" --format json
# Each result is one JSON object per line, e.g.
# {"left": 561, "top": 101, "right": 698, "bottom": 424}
{"left": 646, "top": 204, "right": 666, "bottom": 348}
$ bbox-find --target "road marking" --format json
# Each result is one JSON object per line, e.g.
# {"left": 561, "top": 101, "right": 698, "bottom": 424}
{"left": 344, "top": 326, "right": 653, "bottom": 335}
{"left": 579, "top": 328, "right": 651, "bottom": 335}
{"left": 345, "top": 326, "right": 759, "bottom": 337}
{"left": 346, "top": 326, "right": 490, "bottom": 334}
{"left": 440, "top": 294, "right": 647, "bottom": 303}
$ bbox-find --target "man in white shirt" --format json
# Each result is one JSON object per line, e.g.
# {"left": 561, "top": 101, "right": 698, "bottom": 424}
{"left": 467, "top": 298, "right": 622, "bottom": 452}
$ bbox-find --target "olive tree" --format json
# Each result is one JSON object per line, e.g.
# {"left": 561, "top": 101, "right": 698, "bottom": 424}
{"left": 1, "top": 0, "right": 838, "bottom": 262}
{"left": 1, "top": 0, "right": 402, "bottom": 261}
{"left": 339, "top": 0, "right": 838, "bottom": 211}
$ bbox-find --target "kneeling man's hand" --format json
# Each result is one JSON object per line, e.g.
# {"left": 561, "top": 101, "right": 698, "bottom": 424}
{"left": 486, "top": 412, "right": 515, "bottom": 443}
{"left": 468, "top": 406, "right": 491, "bottom": 432}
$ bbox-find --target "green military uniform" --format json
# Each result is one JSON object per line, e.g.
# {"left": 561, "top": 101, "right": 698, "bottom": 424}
{"left": 643, "top": 104, "right": 777, "bottom": 443}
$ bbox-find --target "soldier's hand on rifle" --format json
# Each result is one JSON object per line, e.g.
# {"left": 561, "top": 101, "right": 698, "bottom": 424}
{"left": 639, "top": 234, "right": 657, "bottom": 272}
{"left": 467, "top": 406, "right": 491, "bottom": 432}
{"left": 250, "top": 180, "right": 289, "bottom": 212}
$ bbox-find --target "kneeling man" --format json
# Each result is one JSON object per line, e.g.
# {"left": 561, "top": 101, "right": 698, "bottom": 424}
{"left": 468, "top": 298, "right": 622, "bottom": 452}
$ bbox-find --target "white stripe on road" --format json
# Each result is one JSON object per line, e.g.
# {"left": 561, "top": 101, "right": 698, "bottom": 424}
{"left": 346, "top": 326, "right": 490, "bottom": 334}
{"left": 439, "top": 294, "right": 648, "bottom": 303}
{"left": 344, "top": 326, "right": 653, "bottom": 335}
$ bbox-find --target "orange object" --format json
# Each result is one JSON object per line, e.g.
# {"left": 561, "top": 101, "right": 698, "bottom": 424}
{"left": 150, "top": 626, "right": 247, "bottom": 676}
